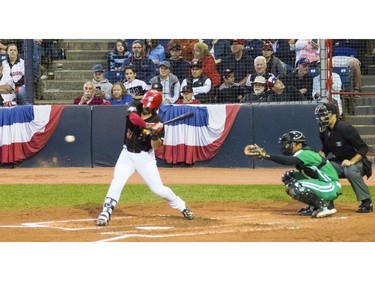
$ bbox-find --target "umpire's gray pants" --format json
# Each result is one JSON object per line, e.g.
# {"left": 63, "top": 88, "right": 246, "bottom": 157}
{"left": 331, "top": 161, "right": 371, "bottom": 202}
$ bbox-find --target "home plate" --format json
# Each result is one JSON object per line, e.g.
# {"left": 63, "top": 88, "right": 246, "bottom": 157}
{"left": 136, "top": 226, "right": 173, "bottom": 230}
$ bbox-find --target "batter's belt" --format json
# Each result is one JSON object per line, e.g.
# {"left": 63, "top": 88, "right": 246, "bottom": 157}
{"left": 126, "top": 146, "right": 149, "bottom": 154}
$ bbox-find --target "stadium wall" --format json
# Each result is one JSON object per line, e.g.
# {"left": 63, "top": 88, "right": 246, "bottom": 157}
{"left": 18, "top": 103, "right": 320, "bottom": 168}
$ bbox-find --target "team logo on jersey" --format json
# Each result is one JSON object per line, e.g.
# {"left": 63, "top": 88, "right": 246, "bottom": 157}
{"left": 336, "top": 141, "right": 342, "bottom": 147}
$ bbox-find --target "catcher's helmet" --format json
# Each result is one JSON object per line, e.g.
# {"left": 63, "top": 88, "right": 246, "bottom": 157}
{"left": 141, "top": 90, "right": 162, "bottom": 109}
{"left": 314, "top": 103, "right": 338, "bottom": 132}
{"left": 279, "top": 130, "right": 306, "bottom": 156}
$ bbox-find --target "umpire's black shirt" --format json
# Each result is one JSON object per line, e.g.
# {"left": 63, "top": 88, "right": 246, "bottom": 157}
{"left": 319, "top": 120, "right": 368, "bottom": 162}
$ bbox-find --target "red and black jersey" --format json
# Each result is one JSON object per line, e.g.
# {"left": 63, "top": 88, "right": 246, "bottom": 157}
{"left": 124, "top": 102, "right": 163, "bottom": 152}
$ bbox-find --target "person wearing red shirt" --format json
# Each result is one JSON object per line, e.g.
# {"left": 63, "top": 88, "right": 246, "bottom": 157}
{"left": 192, "top": 42, "right": 221, "bottom": 88}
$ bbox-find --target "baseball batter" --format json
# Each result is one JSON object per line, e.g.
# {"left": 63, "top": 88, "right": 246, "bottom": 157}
{"left": 244, "top": 130, "right": 342, "bottom": 218}
{"left": 96, "top": 89, "right": 194, "bottom": 226}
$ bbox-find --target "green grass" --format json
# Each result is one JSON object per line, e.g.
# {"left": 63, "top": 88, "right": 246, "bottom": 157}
{"left": 0, "top": 184, "right": 373, "bottom": 211}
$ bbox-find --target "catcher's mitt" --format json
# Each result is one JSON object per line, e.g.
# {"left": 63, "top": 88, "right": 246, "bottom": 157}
{"left": 244, "top": 144, "right": 267, "bottom": 159}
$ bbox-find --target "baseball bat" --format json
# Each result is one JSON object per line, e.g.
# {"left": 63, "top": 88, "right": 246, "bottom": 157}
{"left": 163, "top": 112, "right": 194, "bottom": 125}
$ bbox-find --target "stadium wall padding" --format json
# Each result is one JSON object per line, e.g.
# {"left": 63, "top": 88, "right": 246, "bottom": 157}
{"left": 15, "top": 103, "right": 320, "bottom": 168}
{"left": 19, "top": 106, "right": 92, "bottom": 167}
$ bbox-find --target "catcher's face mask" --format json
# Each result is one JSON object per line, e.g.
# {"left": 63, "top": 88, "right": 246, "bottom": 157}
{"left": 314, "top": 104, "right": 330, "bottom": 132}
{"left": 279, "top": 131, "right": 306, "bottom": 156}
{"left": 280, "top": 140, "right": 294, "bottom": 156}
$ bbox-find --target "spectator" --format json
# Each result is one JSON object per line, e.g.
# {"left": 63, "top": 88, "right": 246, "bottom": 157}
{"left": 314, "top": 102, "right": 373, "bottom": 213}
{"left": 108, "top": 82, "right": 133, "bottom": 105}
{"left": 220, "top": 39, "right": 255, "bottom": 85}
{"left": 0, "top": 40, "right": 23, "bottom": 57}
{"left": 245, "top": 56, "right": 276, "bottom": 90}
{"left": 167, "top": 43, "right": 190, "bottom": 83}
{"left": 73, "top": 81, "right": 105, "bottom": 105}
{"left": 262, "top": 42, "right": 286, "bottom": 79}
{"left": 332, "top": 39, "right": 363, "bottom": 92}
{"left": 244, "top": 39, "right": 263, "bottom": 58}
{"left": 107, "top": 39, "right": 131, "bottom": 71}
{"left": 266, "top": 39, "right": 296, "bottom": 73}
{"left": 218, "top": 68, "right": 245, "bottom": 103}
{"left": 294, "top": 39, "right": 320, "bottom": 67}
{"left": 149, "top": 61, "right": 180, "bottom": 104}
{"left": 267, "top": 76, "right": 303, "bottom": 102}
{"left": 192, "top": 42, "right": 221, "bottom": 88}
{"left": 176, "top": 85, "right": 201, "bottom": 104}
{"left": 202, "top": 39, "right": 231, "bottom": 65}
{"left": 40, "top": 39, "right": 59, "bottom": 77}
{"left": 0, "top": 60, "right": 16, "bottom": 106}
{"left": 33, "top": 39, "right": 43, "bottom": 81}
{"left": 180, "top": 60, "right": 212, "bottom": 103}
{"left": 144, "top": 39, "right": 165, "bottom": 65}
{"left": 283, "top": 58, "right": 313, "bottom": 101}
{"left": 167, "top": 39, "right": 199, "bottom": 62}
{"left": 123, "top": 65, "right": 149, "bottom": 102}
{"left": 241, "top": 75, "right": 270, "bottom": 103}
{"left": 312, "top": 60, "right": 343, "bottom": 115}
{"left": 0, "top": 40, "right": 7, "bottom": 54}
{"left": 1, "top": 43, "right": 27, "bottom": 105}
{"left": 120, "top": 40, "right": 158, "bottom": 83}
{"left": 91, "top": 64, "right": 113, "bottom": 100}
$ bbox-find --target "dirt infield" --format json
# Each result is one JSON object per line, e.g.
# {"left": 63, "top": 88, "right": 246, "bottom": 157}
{"left": 1, "top": 167, "right": 375, "bottom": 242}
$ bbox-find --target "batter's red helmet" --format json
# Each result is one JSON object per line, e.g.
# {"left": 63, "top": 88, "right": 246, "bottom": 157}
{"left": 141, "top": 90, "right": 162, "bottom": 109}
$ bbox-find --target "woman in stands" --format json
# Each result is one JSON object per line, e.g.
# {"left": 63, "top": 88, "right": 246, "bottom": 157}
{"left": 108, "top": 82, "right": 133, "bottom": 105}
{"left": 192, "top": 42, "right": 221, "bottom": 88}
{"left": 107, "top": 40, "right": 131, "bottom": 71}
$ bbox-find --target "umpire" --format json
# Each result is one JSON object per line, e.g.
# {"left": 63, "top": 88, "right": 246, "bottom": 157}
{"left": 315, "top": 102, "right": 373, "bottom": 213}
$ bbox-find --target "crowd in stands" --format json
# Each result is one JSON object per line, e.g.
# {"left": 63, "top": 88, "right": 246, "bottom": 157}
{"left": 0, "top": 39, "right": 369, "bottom": 112}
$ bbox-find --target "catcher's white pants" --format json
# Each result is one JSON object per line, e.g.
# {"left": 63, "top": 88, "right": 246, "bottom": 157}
{"left": 104, "top": 145, "right": 186, "bottom": 211}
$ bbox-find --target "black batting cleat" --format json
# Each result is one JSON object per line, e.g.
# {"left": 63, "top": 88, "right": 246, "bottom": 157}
{"left": 182, "top": 207, "right": 194, "bottom": 220}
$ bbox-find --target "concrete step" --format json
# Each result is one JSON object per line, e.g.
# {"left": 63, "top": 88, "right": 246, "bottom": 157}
{"left": 67, "top": 50, "right": 109, "bottom": 61}
{"left": 62, "top": 39, "right": 114, "bottom": 50}
{"left": 352, "top": 125, "right": 375, "bottom": 136}
{"left": 54, "top": 70, "right": 93, "bottom": 80}
{"left": 41, "top": 80, "right": 86, "bottom": 91}
{"left": 34, "top": 99, "right": 73, "bottom": 105}
{"left": 354, "top": 105, "right": 375, "bottom": 115}
{"left": 346, "top": 115, "right": 375, "bottom": 125}
{"left": 367, "top": 65, "right": 375, "bottom": 75}
{"left": 366, "top": 144, "right": 375, "bottom": 154}
{"left": 51, "top": 60, "right": 107, "bottom": 71}
{"left": 361, "top": 75, "right": 375, "bottom": 85}
{"left": 40, "top": 89, "right": 80, "bottom": 101}
{"left": 349, "top": 95, "right": 375, "bottom": 106}
{"left": 359, "top": 85, "right": 375, "bottom": 93}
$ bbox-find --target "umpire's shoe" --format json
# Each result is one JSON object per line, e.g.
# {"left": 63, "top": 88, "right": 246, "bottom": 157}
{"left": 182, "top": 207, "right": 194, "bottom": 220}
{"left": 96, "top": 211, "right": 110, "bottom": 226}
{"left": 357, "top": 199, "right": 373, "bottom": 213}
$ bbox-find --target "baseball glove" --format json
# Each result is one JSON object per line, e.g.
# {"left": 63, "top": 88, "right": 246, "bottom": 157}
{"left": 244, "top": 144, "right": 267, "bottom": 159}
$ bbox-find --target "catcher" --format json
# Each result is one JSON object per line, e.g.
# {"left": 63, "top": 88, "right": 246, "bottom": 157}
{"left": 244, "top": 130, "right": 342, "bottom": 218}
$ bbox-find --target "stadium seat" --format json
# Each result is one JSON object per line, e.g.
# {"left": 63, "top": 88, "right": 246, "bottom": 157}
{"left": 333, "top": 67, "right": 351, "bottom": 91}
{"left": 105, "top": 71, "right": 123, "bottom": 84}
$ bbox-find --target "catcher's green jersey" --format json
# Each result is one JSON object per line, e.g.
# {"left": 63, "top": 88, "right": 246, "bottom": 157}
{"left": 293, "top": 149, "right": 341, "bottom": 201}
{"left": 294, "top": 149, "right": 339, "bottom": 182}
